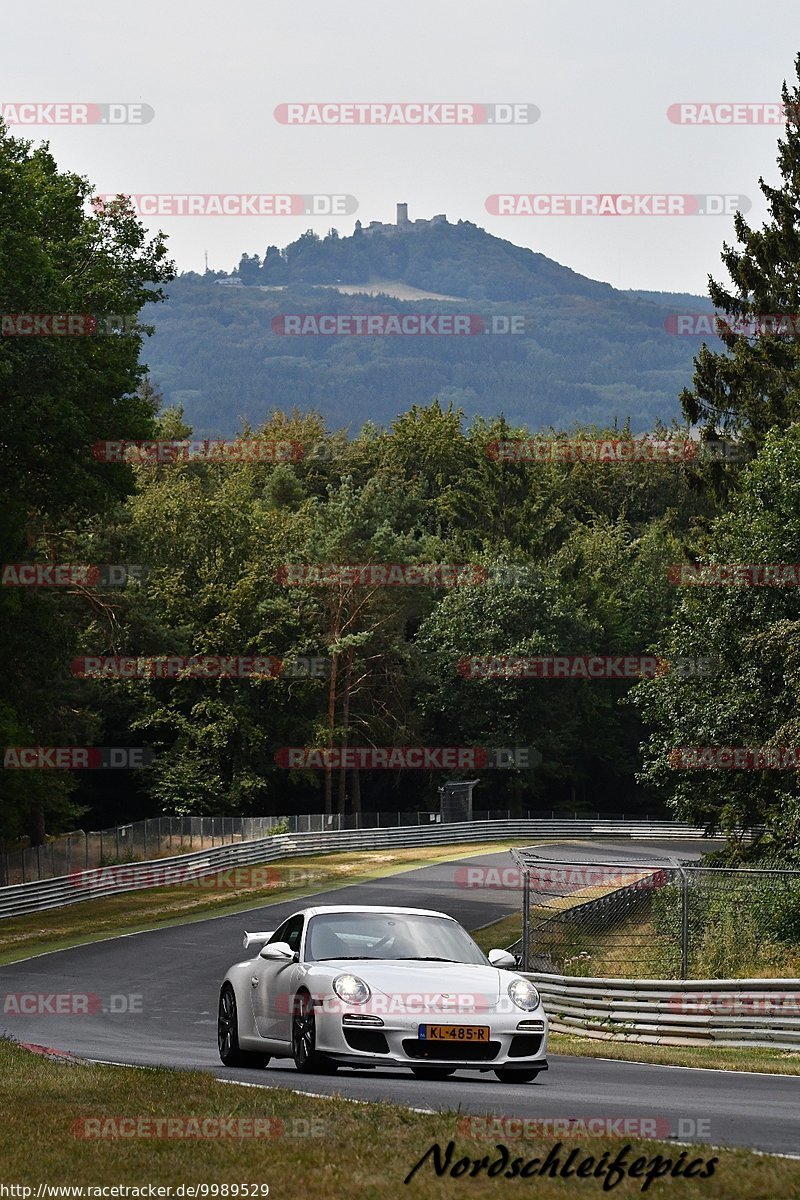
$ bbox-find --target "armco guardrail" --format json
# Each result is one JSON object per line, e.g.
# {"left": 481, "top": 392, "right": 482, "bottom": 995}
{"left": 0, "top": 817, "right": 712, "bottom": 919}
{"left": 525, "top": 972, "right": 800, "bottom": 1050}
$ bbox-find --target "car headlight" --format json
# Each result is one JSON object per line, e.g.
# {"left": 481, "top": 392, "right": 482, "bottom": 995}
{"left": 508, "top": 979, "right": 540, "bottom": 1011}
{"left": 332, "top": 974, "right": 371, "bottom": 1005}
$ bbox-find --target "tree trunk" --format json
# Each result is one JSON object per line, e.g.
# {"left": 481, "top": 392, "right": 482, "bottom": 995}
{"left": 337, "top": 647, "right": 353, "bottom": 815}
{"left": 324, "top": 652, "right": 338, "bottom": 817}
{"left": 30, "top": 800, "right": 46, "bottom": 847}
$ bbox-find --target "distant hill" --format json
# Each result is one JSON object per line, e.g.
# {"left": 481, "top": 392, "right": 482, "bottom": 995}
{"left": 140, "top": 216, "right": 721, "bottom": 437}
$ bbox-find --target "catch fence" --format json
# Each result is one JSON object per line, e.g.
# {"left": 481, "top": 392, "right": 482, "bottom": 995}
{"left": 509, "top": 849, "right": 800, "bottom": 980}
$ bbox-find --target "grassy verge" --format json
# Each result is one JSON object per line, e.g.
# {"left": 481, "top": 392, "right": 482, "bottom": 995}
{"left": 471, "top": 897, "right": 671, "bottom": 977}
{"left": 0, "top": 840, "right": 534, "bottom": 965}
{"left": 1, "top": 1040, "right": 798, "bottom": 1197}
{"left": 549, "top": 1032, "right": 800, "bottom": 1075}
{"left": 472, "top": 912, "right": 524, "bottom": 955}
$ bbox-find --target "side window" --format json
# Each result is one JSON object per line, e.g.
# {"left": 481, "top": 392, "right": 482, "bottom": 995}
{"left": 283, "top": 916, "right": 304, "bottom": 953}
{"left": 268, "top": 921, "right": 289, "bottom": 945}
{"left": 269, "top": 916, "right": 303, "bottom": 953}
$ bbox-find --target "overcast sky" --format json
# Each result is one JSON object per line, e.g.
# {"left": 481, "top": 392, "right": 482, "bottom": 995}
{"left": 4, "top": 0, "right": 800, "bottom": 293}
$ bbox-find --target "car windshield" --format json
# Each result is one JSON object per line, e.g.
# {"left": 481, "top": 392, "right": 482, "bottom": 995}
{"left": 304, "top": 912, "right": 488, "bottom": 965}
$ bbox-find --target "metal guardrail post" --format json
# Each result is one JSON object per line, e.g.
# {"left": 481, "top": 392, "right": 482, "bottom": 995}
{"left": 680, "top": 868, "right": 689, "bottom": 980}
{"left": 667, "top": 855, "right": 690, "bottom": 980}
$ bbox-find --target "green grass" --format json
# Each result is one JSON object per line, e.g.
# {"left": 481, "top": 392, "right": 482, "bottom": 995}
{"left": 549, "top": 1032, "right": 800, "bottom": 1075}
{"left": 2, "top": 1040, "right": 799, "bottom": 1198}
{"left": 472, "top": 911, "right": 525, "bottom": 955}
{"left": 0, "top": 840, "right": 540, "bottom": 965}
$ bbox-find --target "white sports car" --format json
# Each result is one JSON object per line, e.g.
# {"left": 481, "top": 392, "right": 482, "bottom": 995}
{"left": 217, "top": 904, "right": 548, "bottom": 1082}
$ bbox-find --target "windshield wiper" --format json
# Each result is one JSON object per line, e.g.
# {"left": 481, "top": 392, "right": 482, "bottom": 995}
{"left": 314, "top": 955, "right": 466, "bottom": 963}
{"left": 394, "top": 956, "right": 463, "bottom": 963}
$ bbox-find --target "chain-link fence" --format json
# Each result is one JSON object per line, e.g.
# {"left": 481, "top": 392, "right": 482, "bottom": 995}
{"left": 509, "top": 850, "right": 800, "bottom": 980}
{"left": 0, "top": 816, "right": 287, "bottom": 886}
{"left": 1, "top": 808, "right": 560, "bottom": 885}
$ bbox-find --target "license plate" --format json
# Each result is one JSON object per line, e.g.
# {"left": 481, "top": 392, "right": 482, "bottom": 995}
{"left": 418, "top": 1024, "right": 489, "bottom": 1042}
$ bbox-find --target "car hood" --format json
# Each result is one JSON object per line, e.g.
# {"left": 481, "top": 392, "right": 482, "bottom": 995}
{"left": 309, "top": 959, "right": 504, "bottom": 1012}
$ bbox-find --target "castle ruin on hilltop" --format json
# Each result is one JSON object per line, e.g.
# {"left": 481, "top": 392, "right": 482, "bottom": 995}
{"left": 357, "top": 204, "right": 448, "bottom": 236}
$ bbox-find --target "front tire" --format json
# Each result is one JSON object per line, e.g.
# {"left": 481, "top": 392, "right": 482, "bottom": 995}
{"left": 291, "top": 992, "right": 339, "bottom": 1074}
{"left": 410, "top": 1066, "right": 456, "bottom": 1080}
{"left": 494, "top": 1067, "right": 542, "bottom": 1083}
{"left": 218, "top": 984, "right": 270, "bottom": 1068}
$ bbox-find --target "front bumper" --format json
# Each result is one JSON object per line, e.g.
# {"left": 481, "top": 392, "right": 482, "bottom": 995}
{"left": 313, "top": 1010, "right": 549, "bottom": 1070}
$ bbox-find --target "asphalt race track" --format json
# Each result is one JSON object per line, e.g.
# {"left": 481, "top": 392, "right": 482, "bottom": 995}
{"left": 2, "top": 839, "right": 798, "bottom": 1157}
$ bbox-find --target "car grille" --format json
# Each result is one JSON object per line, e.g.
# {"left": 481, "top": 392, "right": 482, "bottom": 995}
{"left": 402, "top": 1039, "right": 500, "bottom": 1062}
{"left": 508, "top": 1034, "right": 544, "bottom": 1058}
{"left": 343, "top": 1029, "right": 389, "bottom": 1054}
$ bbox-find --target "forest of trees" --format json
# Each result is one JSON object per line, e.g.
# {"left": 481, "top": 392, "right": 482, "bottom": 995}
{"left": 4, "top": 57, "right": 800, "bottom": 855}
{"left": 141, "top": 227, "right": 718, "bottom": 438}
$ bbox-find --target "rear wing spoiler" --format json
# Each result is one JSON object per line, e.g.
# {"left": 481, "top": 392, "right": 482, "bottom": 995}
{"left": 243, "top": 931, "right": 274, "bottom": 950}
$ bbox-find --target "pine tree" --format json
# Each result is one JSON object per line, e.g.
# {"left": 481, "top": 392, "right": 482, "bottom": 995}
{"left": 681, "top": 55, "right": 800, "bottom": 457}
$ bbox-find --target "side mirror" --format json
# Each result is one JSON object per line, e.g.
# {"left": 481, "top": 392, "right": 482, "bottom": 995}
{"left": 488, "top": 949, "right": 516, "bottom": 968}
{"left": 260, "top": 941, "right": 295, "bottom": 961}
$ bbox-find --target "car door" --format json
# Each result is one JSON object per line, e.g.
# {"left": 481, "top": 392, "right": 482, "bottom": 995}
{"left": 251, "top": 915, "right": 305, "bottom": 1042}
